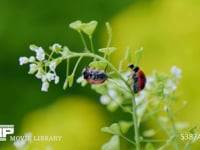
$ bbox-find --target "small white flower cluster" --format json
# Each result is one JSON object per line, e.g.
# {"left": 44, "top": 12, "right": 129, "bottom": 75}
{"left": 97, "top": 66, "right": 182, "bottom": 112}
{"left": 19, "top": 44, "right": 62, "bottom": 92}
{"left": 164, "top": 66, "right": 182, "bottom": 94}
{"left": 145, "top": 66, "right": 182, "bottom": 96}
{"left": 99, "top": 79, "right": 132, "bottom": 112}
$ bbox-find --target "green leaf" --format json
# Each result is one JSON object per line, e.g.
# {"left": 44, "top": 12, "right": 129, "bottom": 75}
{"left": 89, "top": 61, "right": 107, "bottom": 70}
{"left": 49, "top": 43, "right": 62, "bottom": 53}
{"left": 29, "top": 44, "right": 38, "bottom": 51}
{"left": 189, "top": 126, "right": 197, "bottom": 134}
{"left": 124, "top": 47, "right": 132, "bottom": 61}
{"left": 175, "top": 122, "right": 189, "bottom": 130}
{"left": 69, "top": 20, "right": 82, "bottom": 31}
{"left": 106, "top": 22, "right": 112, "bottom": 38}
{"left": 98, "top": 47, "right": 117, "bottom": 55}
{"left": 91, "top": 84, "right": 107, "bottom": 95}
{"left": 142, "top": 129, "right": 156, "bottom": 137}
{"left": 61, "top": 46, "right": 72, "bottom": 57}
{"left": 80, "top": 20, "right": 98, "bottom": 36}
{"left": 63, "top": 74, "right": 74, "bottom": 89}
{"left": 101, "top": 123, "right": 121, "bottom": 135}
{"left": 107, "top": 102, "right": 119, "bottom": 112}
{"left": 145, "top": 143, "right": 156, "bottom": 150}
{"left": 102, "top": 135, "right": 120, "bottom": 150}
{"left": 119, "top": 121, "right": 133, "bottom": 134}
{"left": 67, "top": 74, "right": 74, "bottom": 87}
{"left": 63, "top": 78, "right": 68, "bottom": 90}
{"left": 134, "top": 47, "right": 144, "bottom": 65}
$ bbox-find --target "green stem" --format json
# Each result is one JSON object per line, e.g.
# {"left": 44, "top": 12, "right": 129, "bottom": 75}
{"left": 79, "top": 31, "right": 88, "bottom": 50}
{"left": 63, "top": 59, "right": 70, "bottom": 90}
{"left": 167, "top": 106, "right": 180, "bottom": 150}
{"left": 120, "top": 133, "right": 135, "bottom": 145}
{"left": 66, "top": 59, "right": 70, "bottom": 78}
{"left": 106, "top": 22, "right": 112, "bottom": 48}
{"left": 72, "top": 56, "right": 83, "bottom": 74}
{"left": 62, "top": 52, "right": 141, "bottom": 150}
{"left": 44, "top": 50, "right": 55, "bottom": 72}
{"left": 89, "top": 35, "right": 95, "bottom": 53}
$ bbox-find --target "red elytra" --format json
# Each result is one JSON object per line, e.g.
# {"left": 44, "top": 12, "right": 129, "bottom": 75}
{"left": 82, "top": 68, "right": 108, "bottom": 84}
{"left": 129, "top": 64, "right": 146, "bottom": 93}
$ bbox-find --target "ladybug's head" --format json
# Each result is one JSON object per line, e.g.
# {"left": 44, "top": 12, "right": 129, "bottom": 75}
{"left": 128, "top": 64, "right": 134, "bottom": 69}
{"left": 82, "top": 68, "right": 89, "bottom": 79}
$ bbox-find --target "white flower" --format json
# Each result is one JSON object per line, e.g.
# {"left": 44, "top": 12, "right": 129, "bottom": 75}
{"left": 49, "top": 61, "right": 57, "bottom": 71}
{"left": 145, "top": 77, "right": 155, "bottom": 90}
{"left": 100, "top": 95, "right": 111, "bottom": 105}
{"left": 122, "top": 71, "right": 132, "bottom": 80}
{"left": 135, "top": 91, "right": 147, "bottom": 105}
{"left": 41, "top": 81, "right": 49, "bottom": 92}
{"left": 29, "top": 56, "right": 35, "bottom": 62}
{"left": 13, "top": 140, "right": 26, "bottom": 148}
{"left": 164, "top": 105, "right": 168, "bottom": 112}
{"left": 163, "top": 79, "right": 177, "bottom": 94}
{"left": 36, "top": 47, "right": 45, "bottom": 61}
{"left": 163, "top": 88, "right": 170, "bottom": 94}
{"left": 108, "top": 89, "right": 117, "bottom": 97}
{"left": 54, "top": 75, "right": 59, "bottom": 84}
{"left": 42, "top": 72, "right": 54, "bottom": 82}
{"left": 19, "top": 57, "right": 29, "bottom": 65}
{"left": 159, "top": 116, "right": 168, "bottom": 123}
{"left": 52, "top": 43, "right": 62, "bottom": 53}
{"left": 35, "top": 68, "right": 45, "bottom": 79}
{"left": 28, "top": 63, "right": 38, "bottom": 74}
{"left": 167, "top": 80, "right": 177, "bottom": 90}
{"left": 171, "top": 66, "right": 181, "bottom": 79}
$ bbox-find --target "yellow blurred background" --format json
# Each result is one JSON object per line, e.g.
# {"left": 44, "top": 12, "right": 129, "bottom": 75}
{"left": 109, "top": 0, "right": 200, "bottom": 128}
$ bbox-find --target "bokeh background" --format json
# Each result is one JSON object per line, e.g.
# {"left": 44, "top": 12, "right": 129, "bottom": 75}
{"left": 1, "top": 0, "right": 200, "bottom": 149}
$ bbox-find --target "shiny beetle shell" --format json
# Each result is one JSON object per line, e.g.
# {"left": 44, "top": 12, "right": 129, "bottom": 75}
{"left": 129, "top": 64, "right": 146, "bottom": 93}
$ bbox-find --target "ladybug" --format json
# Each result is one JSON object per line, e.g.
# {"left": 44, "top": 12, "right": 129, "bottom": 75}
{"left": 128, "top": 64, "right": 146, "bottom": 93}
{"left": 82, "top": 68, "right": 108, "bottom": 84}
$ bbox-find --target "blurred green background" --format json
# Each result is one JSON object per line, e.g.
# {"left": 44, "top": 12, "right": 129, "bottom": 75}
{"left": 1, "top": 0, "right": 200, "bottom": 149}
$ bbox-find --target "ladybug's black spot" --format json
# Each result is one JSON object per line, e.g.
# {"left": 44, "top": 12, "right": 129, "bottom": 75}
{"left": 98, "top": 72, "right": 108, "bottom": 80}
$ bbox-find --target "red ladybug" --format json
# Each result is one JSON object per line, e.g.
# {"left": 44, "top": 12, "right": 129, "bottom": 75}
{"left": 82, "top": 68, "right": 108, "bottom": 84}
{"left": 128, "top": 64, "right": 146, "bottom": 93}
